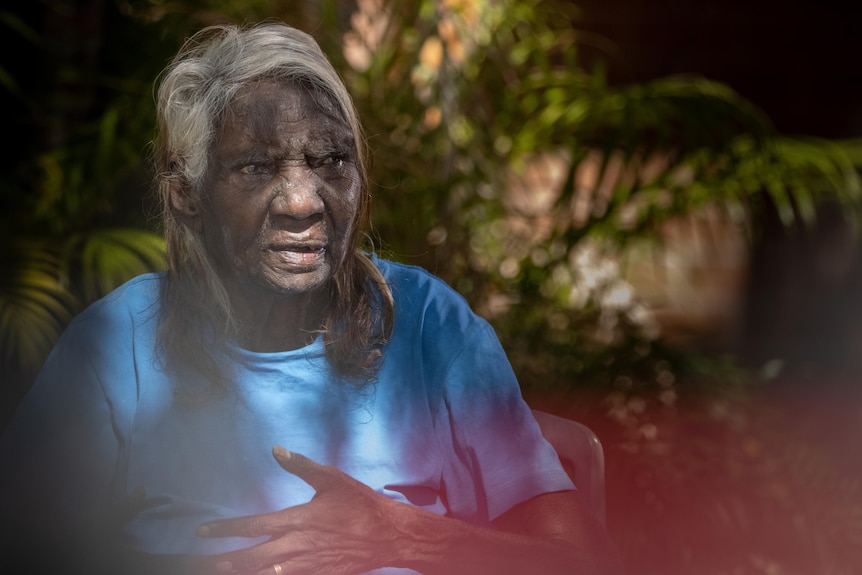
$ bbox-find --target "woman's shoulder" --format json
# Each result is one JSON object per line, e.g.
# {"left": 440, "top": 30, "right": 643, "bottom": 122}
{"left": 68, "top": 272, "right": 164, "bottom": 335}
{"left": 371, "top": 255, "right": 492, "bottom": 337}
{"left": 372, "top": 255, "right": 466, "bottom": 302}
{"left": 26, "top": 274, "right": 165, "bottom": 418}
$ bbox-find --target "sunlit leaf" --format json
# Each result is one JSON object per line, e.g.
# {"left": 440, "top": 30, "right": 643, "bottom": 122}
{"left": 64, "top": 229, "right": 167, "bottom": 305}
{"left": 0, "top": 241, "right": 77, "bottom": 386}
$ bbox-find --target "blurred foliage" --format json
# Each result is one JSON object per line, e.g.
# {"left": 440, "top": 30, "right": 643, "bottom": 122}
{"left": 2, "top": 1, "right": 862, "bottom": 572}
{"left": 4, "top": 0, "right": 859, "bottom": 397}
{"left": 336, "top": 0, "right": 862, "bottom": 399}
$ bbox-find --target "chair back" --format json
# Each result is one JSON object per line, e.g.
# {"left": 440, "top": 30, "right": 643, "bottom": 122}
{"left": 532, "top": 409, "right": 607, "bottom": 526}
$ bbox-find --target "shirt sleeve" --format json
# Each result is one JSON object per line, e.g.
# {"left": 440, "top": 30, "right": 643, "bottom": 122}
{"left": 433, "top": 321, "right": 575, "bottom": 524}
{"left": 0, "top": 313, "right": 129, "bottom": 540}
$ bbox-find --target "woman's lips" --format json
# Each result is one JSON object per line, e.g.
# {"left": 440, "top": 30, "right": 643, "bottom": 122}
{"left": 269, "top": 244, "right": 327, "bottom": 269}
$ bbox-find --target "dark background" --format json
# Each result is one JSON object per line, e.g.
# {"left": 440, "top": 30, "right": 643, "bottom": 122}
{"left": 3, "top": 2, "right": 862, "bottom": 573}
{"left": 577, "top": 0, "right": 862, "bottom": 140}
{"left": 574, "top": 0, "right": 862, "bottom": 380}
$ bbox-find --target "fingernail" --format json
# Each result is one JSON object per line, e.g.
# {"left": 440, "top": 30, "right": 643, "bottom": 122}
{"left": 196, "top": 524, "right": 211, "bottom": 537}
{"left": 215, "top": 561, "right": 233, "bottom": 572}
{"left": 272, "top": 445, "right": 290, "bottom": 460}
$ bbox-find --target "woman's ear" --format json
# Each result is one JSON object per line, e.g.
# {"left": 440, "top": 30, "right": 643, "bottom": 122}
{"left": 167, "top": 160, "right": 203, "bottom": 231}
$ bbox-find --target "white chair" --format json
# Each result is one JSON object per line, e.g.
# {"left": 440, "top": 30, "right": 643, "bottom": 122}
{"left": 532, "top": 409, "right": 607, "bottom": 526}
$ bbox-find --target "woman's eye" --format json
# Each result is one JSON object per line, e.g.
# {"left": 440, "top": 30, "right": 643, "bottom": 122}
{"left": 240, "top": 164, "right": 264, "bottom": 175}
{"left": 309, "top": 154, "right": 345, "bottom": 168}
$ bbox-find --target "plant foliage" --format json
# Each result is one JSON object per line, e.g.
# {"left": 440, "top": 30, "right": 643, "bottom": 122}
{"left": 2, "top": 1, "right": 862, "bottom": 573}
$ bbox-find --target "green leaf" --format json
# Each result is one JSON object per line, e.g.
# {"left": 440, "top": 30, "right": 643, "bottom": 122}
{"left": 64, "top": 229, "right": 166, "bottom": 305}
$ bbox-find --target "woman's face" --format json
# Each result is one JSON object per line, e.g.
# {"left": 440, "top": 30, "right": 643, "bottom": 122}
{"left": 198, "top": 78, "right": 360, "bottom": 300}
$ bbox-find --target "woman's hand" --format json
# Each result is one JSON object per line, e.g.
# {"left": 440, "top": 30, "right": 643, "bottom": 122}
{"left": 196, "top": 446, "right": 409, "bottom": 575}
{"left": 196, "top": 447, "right": 625, "bottom": 575}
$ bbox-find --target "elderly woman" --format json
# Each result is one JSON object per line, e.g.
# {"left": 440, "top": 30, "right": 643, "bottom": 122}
{"left": 0, "top": 22, "right": 622, "bottom": 575}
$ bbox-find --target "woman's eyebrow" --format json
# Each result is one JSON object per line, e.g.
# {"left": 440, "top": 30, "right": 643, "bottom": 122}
{"left": 307, "top": 125, "right": 354, "bottom": 149}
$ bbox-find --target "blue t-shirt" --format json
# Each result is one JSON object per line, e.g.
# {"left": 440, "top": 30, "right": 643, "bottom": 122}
{"left": 0, "top": 257, "right": 573, "bottom": 573}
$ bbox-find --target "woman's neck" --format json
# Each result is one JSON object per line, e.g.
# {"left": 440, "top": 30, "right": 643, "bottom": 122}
{"left": 230, "top": 284, "right": 331, "bottom": 352}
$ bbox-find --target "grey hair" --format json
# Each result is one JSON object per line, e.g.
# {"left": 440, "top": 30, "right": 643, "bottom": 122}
{"left": 156, "top": 22, "right": 368, "bottom": 189}
{"left": 153, "top": 21, "right": 391, "bottom": 394}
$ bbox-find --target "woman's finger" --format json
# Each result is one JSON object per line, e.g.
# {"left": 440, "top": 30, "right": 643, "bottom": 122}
{"left": 207, "top": 531, "right": 320, "bottom": 574}
{"left": 271, "top": 446, "right": 350, "bottom": 492}
{"left": 197, "top": 504, "right": 311, "bottom": 538}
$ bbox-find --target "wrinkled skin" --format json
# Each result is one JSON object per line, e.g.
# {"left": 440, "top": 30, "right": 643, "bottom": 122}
{"left": 174, "top": 78, "right": 360, "bottom": 351}
{"left": 196, "top": 447, "right": 408, "bottom": 575}
{"left": 192, "top": 448, "right": 625, "bottom": 575}
{"left": 173, "top": 80, "right": 624, "bottom": 575}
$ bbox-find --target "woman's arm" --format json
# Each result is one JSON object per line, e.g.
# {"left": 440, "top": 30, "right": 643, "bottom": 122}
{"left": 392, "top": 489, "right": 624, "bottom": 575}
{"left": 197, "top": 447, "right": 624, "bottom": 575}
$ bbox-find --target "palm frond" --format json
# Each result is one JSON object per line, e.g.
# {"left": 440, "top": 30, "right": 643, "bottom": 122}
{"left": 0, "top": 241, "right": 77, "bottom": 388}
{"left": 64, "top": 228, "right": 166, "bottom": 305}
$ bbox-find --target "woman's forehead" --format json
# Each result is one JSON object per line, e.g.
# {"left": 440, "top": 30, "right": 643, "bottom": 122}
{"left": 229, "top": 77, "right": 346, "bottom": 125}
{"left": 215, "top": 79, "right": 354, "bottom": 152}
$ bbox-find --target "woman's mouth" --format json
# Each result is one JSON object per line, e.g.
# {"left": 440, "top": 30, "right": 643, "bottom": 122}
{"left": 270, "top": 243, "right": 327, "bottom": 269}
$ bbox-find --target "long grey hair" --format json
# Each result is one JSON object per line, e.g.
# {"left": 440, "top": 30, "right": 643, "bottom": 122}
{"left": 153, "top": 21, "right": 393, "bottom": 393}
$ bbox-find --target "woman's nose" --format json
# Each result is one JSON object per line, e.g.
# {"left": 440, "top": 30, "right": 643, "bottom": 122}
{"left": 269, "top": 167, "right": 324, "bottom": 220}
